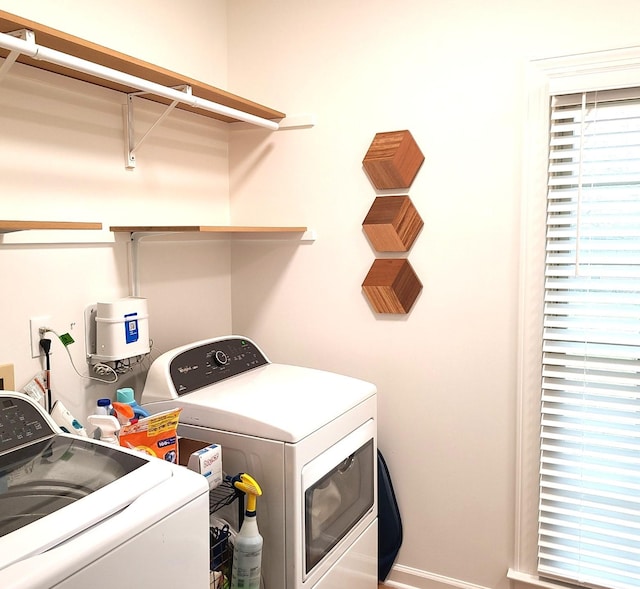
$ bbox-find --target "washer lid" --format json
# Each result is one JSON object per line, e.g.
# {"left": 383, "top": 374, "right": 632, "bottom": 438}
{"left": 0, "top": 434, "right": 173, "bottom": 571}
{"left": 144, "top": 363, "right": 377, "bottom": 443}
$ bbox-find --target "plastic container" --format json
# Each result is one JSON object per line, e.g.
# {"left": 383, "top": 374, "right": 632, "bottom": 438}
{"left": 116, "top": 387, "right": 150, "bottom": 419}
{"left": 96, "top": 398, "right": 112, "bottom": 415}
{"left": 94, "top": 297, "right": 150, "bottom": 362}
{"left": 112, "top": 402, "right": 135, "bottom": 426}
{"left": 230, "top": 474, "right": 263, "bottom": 589}
{"left": 87, "top": 415, "right": 120, "bottom": 444}
{"left": 231, "top": 515, "right": 262, "bottom": 589}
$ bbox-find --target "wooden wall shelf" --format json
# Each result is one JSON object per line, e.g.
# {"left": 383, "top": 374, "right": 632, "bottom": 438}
{"left": 0, "top": 220, "right": 102, "bottom": 233}
{"left": 0, "top": 10, "right": 284, "bottom": 125}
{"left": 0, "top": 223, "right": 315, "bottom": 243}
{"left": 113, "top": 225, "right": 315, "bottom": 297}
{"left": 110, "top": 225, "right": 316, "bottom": 242}
{"left": 111, "top": 225, "right": 306, "bottom": 233}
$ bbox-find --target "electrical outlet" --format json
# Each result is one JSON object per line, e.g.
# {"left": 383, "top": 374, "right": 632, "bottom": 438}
{"left": 30, "top": 316, "right": 52, "bottom": 358}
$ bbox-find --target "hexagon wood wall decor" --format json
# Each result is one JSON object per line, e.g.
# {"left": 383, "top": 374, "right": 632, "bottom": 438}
{"left": 362, "top": 195, "right": 424, "bottom": 252}
{"left": 362, "top": 130, "right": 425, "bottom": 190}
{"left": 362, "top": 258, "right": 423, "bottom": 314}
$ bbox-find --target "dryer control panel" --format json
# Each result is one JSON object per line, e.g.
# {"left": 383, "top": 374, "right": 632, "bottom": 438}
{"left": 169, "top": 337, "right": 268, "bottom": 396}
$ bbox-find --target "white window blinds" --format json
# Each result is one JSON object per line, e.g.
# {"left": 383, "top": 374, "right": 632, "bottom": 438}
{"left": 539, "top": 88, "right": 640, "bottom": 589}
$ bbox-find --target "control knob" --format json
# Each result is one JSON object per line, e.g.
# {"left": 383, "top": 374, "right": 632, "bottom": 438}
{"left": 214, "top": 350, "right": 229, "bottom": 366}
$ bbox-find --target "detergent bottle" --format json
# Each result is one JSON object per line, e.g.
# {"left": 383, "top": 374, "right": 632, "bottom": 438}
{"left": 231, "top": 473, "right": 263, "bottom": 589}
{"left": 116, "top": 387, "right": 150, "bottom": 419}
{"left": 95, "top": 398, "right": 112, "bottom": 415}
{"left": 112, "top": 402, "right": 135, "bottom": 426}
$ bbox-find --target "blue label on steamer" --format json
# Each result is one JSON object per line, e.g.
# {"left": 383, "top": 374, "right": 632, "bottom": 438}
{"left": 124, "top": 312, "right": 139, "bottom": 344}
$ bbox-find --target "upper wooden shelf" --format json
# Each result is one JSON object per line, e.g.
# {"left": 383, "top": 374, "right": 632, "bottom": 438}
{"left": 0, "top": 220, "right": 102, "bottom": 234}
{"left": 0, "top": 10, "right": 285, "bottom": 124}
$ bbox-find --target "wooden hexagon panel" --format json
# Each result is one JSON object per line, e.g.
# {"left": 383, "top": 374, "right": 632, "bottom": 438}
{"left": 362, "top": 258, "right": 423, "bottom": 314}
{"left": 362, "top": 130, "right": 425, "bottom": 190}
{"left": 362, "top": 195, "right": 423, "bottom": 252}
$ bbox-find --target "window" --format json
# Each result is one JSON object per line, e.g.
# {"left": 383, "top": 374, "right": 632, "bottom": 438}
{"left": 539, "top": 88, "right": 640, "bottom": 589}
{"left": 510, "top": 47, "right": 640, "bottom": 589}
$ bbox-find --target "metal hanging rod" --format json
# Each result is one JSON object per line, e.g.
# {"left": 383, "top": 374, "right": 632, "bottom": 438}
{"left": 0, "top": 29, "right": 279, "bottom": 131}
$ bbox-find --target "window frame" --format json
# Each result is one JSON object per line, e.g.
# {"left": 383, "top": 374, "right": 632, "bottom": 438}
{"left": 510, "top": 45, "right": 640, "bottom": 589}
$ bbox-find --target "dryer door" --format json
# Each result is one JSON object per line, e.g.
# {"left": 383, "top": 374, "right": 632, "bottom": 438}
{"left": 301, "top": 419, "right": 375, "bottom": 575}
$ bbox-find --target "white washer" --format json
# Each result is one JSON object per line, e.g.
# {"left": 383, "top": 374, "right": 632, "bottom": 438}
{"left": 0, "top": 391, "right": 210, "bottom": 589}
{"left": 141, "top": 335, "right": 378, "bottom": 589}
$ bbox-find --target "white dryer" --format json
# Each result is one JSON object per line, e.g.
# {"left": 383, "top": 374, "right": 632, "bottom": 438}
{"left": 0, "top": 391, "right": 210, "bottom": 589}
{"left": 141, "top": 335, "right": 378, "bottom": 589}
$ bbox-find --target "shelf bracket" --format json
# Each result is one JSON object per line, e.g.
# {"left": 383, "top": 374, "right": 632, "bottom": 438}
{"left": 0, "top": 29, "right": 35, "bottom": 84}
{"left": 126, "top": 230, "right": 189, "bottom": 296}
{"left": 124, "top": 85, "right": 192, "bottom": 169}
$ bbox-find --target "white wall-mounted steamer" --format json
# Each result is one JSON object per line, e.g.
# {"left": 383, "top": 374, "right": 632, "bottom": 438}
{"left": 84, "top": 297, "right": 150, "bottom": 373}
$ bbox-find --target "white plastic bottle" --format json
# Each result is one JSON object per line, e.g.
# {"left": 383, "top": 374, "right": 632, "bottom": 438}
{"left": 96, "top": 398, "right": 112, "bottom": 415}
{"left": 231, "top": 474, "right": 263, "bottom": 589}
{"left": 86, "top": 414, "right": 121, "bottom": 444}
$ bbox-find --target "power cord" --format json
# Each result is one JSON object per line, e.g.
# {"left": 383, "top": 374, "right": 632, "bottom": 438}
{"left": 38, "top": 338, "right": 52, "bottom": 413}
{"left": 93, "top": 363, "right": 115, "bottom": 376}
{"left": 40, "top": 328, "right": 119, "bottom": 384}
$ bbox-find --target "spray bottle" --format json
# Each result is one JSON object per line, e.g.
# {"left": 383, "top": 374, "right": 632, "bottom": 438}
{"left": 231, "top": 473, "right": 263, "bottom": 589}
{"left": 87, "top": 415, "right": 121, "bottom": 445}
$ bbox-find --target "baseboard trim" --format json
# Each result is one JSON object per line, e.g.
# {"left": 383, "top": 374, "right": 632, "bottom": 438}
{"left": 383, "top": 564, "right": 494, "bottom": 589}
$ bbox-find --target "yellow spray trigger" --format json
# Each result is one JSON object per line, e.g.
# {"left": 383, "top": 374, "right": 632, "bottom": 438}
{"left": 234, "top": 473, "right": 263, "bottom": 513}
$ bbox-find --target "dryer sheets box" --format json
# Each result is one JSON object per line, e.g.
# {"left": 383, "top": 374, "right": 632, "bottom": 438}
{"left": 187, "top": 443, "right": 222, "bottom": 490}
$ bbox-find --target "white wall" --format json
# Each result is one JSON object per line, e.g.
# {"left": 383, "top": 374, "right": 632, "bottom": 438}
{"left": 226, "top": 2, "right": 640, "bottom": 588}
{"left": 3, "top": 2, "right": 640, "bottom": 589}
{"left": 0, "top": 0, "right": 232, "bottom": 422}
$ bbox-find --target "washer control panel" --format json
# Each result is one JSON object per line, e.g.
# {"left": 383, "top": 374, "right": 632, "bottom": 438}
{"left": 0, "top": 395, "right": 54, "bottom": 454}
{"left": 169, "top": 337, "right": 268, "bottom": 396}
